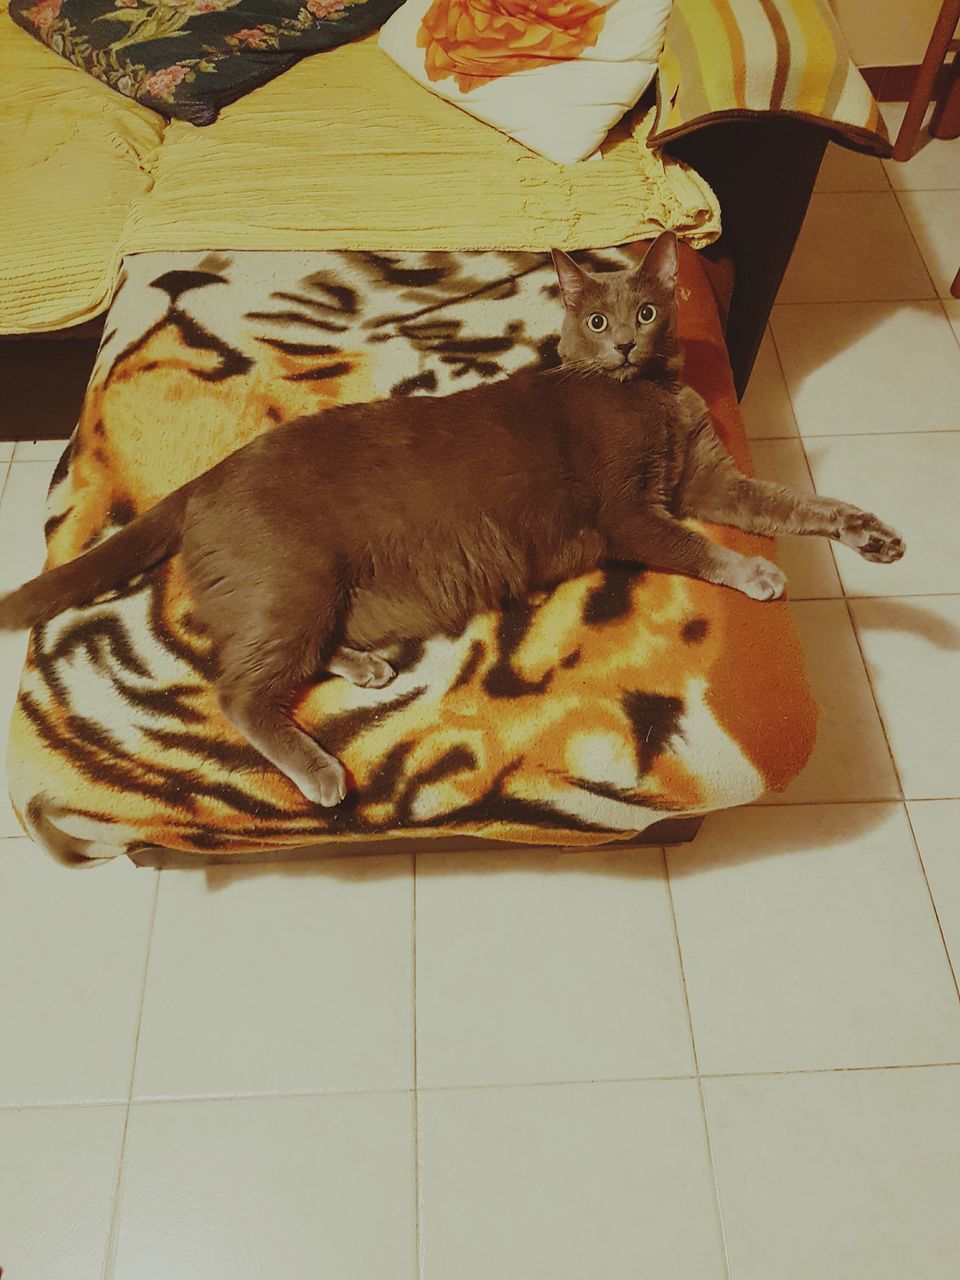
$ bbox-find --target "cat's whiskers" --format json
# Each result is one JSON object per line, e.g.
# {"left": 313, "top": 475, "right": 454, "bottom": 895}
{"left": 542, "top": 357, "right": 595, "bottom": 377}
{"left": 545, "top": 356, "right": 605, "bottom": 384}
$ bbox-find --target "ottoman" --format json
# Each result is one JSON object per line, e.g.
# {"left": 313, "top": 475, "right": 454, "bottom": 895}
{"left": 6, "top": 241, "right": 818, "bottom": 863}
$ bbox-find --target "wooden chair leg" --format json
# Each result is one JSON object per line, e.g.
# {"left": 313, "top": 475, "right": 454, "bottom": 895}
{"left": 893, "top": 0, "right": 960, "bottom": 161}
{"left": 930, "top": 55, "right": 960, "bottom": 139}
{"left": 951, "top": 264, "right": 960, "bottom": 299}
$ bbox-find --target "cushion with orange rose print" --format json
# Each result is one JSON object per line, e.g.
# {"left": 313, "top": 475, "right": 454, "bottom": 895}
{"left": 379, "top": 0, "right": 673, "bottom": 163}
{"left": 10, "top": 0, "right": 406, "bottom": 125}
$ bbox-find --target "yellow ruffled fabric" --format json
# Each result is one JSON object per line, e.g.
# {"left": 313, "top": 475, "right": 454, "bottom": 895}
{"left": 0, "top": 12, "right": 719, "bottom": 335}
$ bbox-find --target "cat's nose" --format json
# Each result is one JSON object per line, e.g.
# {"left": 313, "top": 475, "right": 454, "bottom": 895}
{"left": 616, "top": 342, "right": 634, "bottom": 357}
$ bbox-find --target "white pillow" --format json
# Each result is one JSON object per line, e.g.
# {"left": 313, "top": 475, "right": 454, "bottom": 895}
{"left": 379, "top": 0, "right": 673, "bottom": 165}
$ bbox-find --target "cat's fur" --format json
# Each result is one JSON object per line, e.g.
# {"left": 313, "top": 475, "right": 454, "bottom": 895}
{"left": 0, "top": 234, "right": 904, "bottom": 806}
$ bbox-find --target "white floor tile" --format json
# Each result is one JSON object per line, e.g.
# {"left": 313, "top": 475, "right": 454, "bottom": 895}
{"left": 897, "top": 189, "right": 960, "bottom": 298}
{"left": 758, "top": 600, "right": 899, "bottom": 804}
{"left": 668, "top": 804, "right": 960, "bottom": 1075}
{"left": 740, "top": 328, "right": 800, "bottom": 438}
{"left": 0, "top": 457, "right": 58, "bottom": 596}
{"left": 133, "top": 856, "right": 414, "bottom": 1099}
{"left": 414, "top": 847, "right": 694, "bottom": 1089}
{"left": 776, "top": 193, "right": 935, "bottom": 303}
{"left": 748, "top": 439, "right": 842, "bottom": 599}
{"left": 0, "top": 626, "right": 30, "bottom": 836}
{"left": 815, "top": 140, "right": 890, "bottom": 192}
{"left": 0, "top": 461, "right": 57, "bottom": 835}
{"left": 418, "top": 1080, "right": 726, "bottom": 1280}
{"left": 807, "top": 433, "right": 960, "bottom": 596}
{"left": 771, "top": 301, "right": 960, "bottom": 435}
{"left": 113, "top": 1092, "right": 417, "bottom": 1280}
{"left": 943, "top": 298, "right": 960, "bottom": 342}
{"left": 12, "top": 438, "right": 71, "bottom": 462}
{"left": 0, "top": 1104, "right": 125, "bottom": 1280}
{"left": 0, "top": 442, "right": 14, "bottom": 463}
{"left": 908, "top": 800, "right": 960, "bottom": 979}
{"left": 882, "top": 101, "right": 960, "bottom": 191}
{"left": 704, "top": 1067, "right": 960, "bottom": 1280}
{"left": 0, "top": 838, "right": 156, "bottom": 1105}
{"left": 851, "top": 595, "right": 960, "bottom": 800}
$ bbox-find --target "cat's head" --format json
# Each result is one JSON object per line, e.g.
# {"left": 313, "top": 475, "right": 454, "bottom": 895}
{"left": 551, "top": 232, "right": 680, "bottom": 382}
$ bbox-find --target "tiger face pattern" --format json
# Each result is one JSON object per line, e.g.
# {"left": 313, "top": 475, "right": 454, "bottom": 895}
{"left": 6, "top": 246, "right": 818, "bottom": 862}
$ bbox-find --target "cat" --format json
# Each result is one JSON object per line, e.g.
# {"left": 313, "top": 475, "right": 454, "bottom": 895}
{"left": 0, "top": 232, "right": 904, "bottom": 807}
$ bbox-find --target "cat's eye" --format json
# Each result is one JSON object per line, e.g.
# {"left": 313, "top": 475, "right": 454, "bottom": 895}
{"left": 637, "top": 303, "right": 658, "bottom": 325}
{"left": 586, "top": 313, "right": 608, "bottom": 332}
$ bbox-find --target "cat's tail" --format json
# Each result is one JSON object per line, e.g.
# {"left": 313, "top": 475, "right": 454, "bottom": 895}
{"left": 0, "top": 487, "right": 191, "bottom": 631}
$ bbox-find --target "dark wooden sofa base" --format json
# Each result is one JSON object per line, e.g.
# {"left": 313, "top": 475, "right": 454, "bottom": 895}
{"left": 126, "top": 815, "right": 704, "bottom": 868}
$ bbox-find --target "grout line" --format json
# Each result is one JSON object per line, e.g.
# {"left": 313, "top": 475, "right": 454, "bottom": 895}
{"left": 769, "top": 295, "right": 939, "bottom": 306}
{"left": 788, "top": 592, "right": 960, "bottom": 602}
{"left": 662, "top": 848, "right": 701, "bottom": 1076}
{"left": 752, "top": 428, "right": 960, "bottom": 441}
{"left": 100, "top": 869, "right": 160, "bottom": 1280}
{"left": 940, "top": 298, "right": 960, "bottom": 354}
{"left": 1, "top": 1085, "right": 419, "bottom": 1105}
{"left": 0, "top": 1097, "right": 132, "bottom": 1112}
{"left": 891, "top": 186, "right": 943, "bottom": 298}
{"left": 765, "top": 326, "right": 847, "bottom": 592}
{"left": 839, "top": 594, "right": 905, "bottom": 798}
{"left": 60, "top": 1084, "right": 418, "bottom": 1109}
{"left": 8, "top": 1063, "right": 957, "bottom": 1114}
{"left": 412, "top": 851, "right": 425, "bottom": 1280}
{"left": 696, "top": 1077, "right": 732, "bottom": 1279}
{"left": 763, "top": 325, "right": 803, "bottom": 439}
{"left": 662, "top": 848, "right": 731, "bottom": 1280}
{"left": 903, "top": 803, "right": 960, "bottom": 1006}
{"left": 700, "top": 1061, "right": 960, "bottom": 1081}
{"left": 754, "top": 796, "right": 902, "bottom": 806}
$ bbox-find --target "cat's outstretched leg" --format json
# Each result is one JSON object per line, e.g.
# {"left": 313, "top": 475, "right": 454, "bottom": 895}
{"left": 607, "top": 511, "right": 786, "bottom": 601}
{"left": 215, "top": 633, "right": 348, "bottom": 807}
{"left": 681, "top": 429, "right": 905, "bottom": 564}
{"left": 326, "top": 646, "right": 396, "bottom": 688}
{"left": 183, "top": 533, "right": 351, "bottom": 806}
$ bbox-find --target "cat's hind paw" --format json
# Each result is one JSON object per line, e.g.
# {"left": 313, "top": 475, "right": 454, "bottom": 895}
{"left": 353, "top": 654, "right": 396, "bottom": 688}
{"left": 840, "top": 512, "right": 906, "bottom": 564}
{"left": 297, "top": 758, "right": 348, "bottom": 808}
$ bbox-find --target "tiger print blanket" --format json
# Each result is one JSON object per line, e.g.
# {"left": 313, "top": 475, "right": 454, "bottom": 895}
{"left": 6, "top": 244, "right": 818, "bottom": 862}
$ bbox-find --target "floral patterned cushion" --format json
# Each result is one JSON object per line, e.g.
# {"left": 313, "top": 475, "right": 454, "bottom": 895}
{"left": 9, "top": 0, "right": 405, "bottom": 124}
{"left": 379, "top": 0, "right": 672, "bottom": 163}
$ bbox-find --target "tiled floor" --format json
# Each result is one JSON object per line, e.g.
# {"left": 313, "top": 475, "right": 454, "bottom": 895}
{"left": 2, "top": 118, "right": 959, "bottom": 1279}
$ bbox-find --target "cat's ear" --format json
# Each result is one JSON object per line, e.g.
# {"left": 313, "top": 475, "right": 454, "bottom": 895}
{"left": 638, "top": 231, "right": 679, "bottom": 292}
{"left": 551, "top": 249, "right": 592, "bottom": 311}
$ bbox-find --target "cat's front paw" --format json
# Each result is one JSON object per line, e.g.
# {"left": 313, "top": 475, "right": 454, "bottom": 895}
{"left": 734, "top": 556, "right": 787, "bottom": 602}
{"left": 840, "top": 512, "right": 906, "bottom": 564}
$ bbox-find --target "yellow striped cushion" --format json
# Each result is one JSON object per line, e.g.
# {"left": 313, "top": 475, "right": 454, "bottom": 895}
{"left": 652, "top": 0, "right": 889, "bottom": 154}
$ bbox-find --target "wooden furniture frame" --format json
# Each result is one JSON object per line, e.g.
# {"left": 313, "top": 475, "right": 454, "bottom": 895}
{"left": 892, "top": 0, "right": 960, "bottom": 162}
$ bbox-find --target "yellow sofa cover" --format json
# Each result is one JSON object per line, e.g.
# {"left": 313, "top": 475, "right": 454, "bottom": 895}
{"left": 1, "top": 0, "right": 886, "bottom": 336}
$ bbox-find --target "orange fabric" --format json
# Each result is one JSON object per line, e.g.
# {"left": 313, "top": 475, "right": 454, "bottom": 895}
{"left": 670, "top": 242, "right": 819, "bottom": 787}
